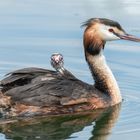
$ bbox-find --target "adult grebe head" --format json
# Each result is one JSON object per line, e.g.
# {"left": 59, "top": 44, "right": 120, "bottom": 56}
{"left": 51, "top": 53, "right": 64, "bottom": 71}
{"left": 82, "top": 18, "right": 140, "bottom": 55}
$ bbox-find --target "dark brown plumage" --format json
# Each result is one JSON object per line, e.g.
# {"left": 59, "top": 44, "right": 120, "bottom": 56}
{"left": 0, "top": 67, "right": 57, "bottom": 92}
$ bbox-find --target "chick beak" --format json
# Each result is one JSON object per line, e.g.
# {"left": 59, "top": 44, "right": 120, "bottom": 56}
{"left": 55, "top": 59, "right": 60, "bottom": 64}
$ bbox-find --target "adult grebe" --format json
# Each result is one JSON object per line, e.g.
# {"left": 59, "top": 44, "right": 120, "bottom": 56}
{"left": 0, "top": 18, "right": 140, "bottom": 117}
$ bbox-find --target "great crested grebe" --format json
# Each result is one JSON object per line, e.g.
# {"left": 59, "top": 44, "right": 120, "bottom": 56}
{"left": 0, "top": 18, "right": 140, "bottom": 117}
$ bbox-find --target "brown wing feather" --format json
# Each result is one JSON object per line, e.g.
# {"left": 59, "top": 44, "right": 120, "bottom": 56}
{"left": 5, "top": 76, "right": 102, "bottom": 107}
{"left": 0, "top": 67, "right": 57, "bottom": 92}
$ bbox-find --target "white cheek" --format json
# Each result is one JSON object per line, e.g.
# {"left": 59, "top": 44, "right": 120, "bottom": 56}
{"left": 99, "top": 25, "right": 120, "bottom": 41}
{"left": 101, "top": 30, "right": 120, "bottom": 41}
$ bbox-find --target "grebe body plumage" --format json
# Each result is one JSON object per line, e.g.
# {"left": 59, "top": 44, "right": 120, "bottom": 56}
{"left": 0, "top": 18, "right": 140, "bottom": 117}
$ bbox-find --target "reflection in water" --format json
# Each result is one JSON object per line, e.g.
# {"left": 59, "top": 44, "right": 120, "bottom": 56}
{"left": 89, "top": 104, "right": 121, "bottom": 140}
{"left": 0, "top": 104, "right": 121, "bottom": 140}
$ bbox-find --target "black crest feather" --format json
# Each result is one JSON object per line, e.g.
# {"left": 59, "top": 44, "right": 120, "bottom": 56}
{"left": 82, "top": 18, "right": 125, "bottom": 32}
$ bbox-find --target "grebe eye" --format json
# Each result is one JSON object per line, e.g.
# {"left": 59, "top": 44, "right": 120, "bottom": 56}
{"left": 108, "top": 28, "right": 114, "bottom": 32}
{"left": 51, "top": 57, "right": 55, "bottom": 61}
{"left": 59, "top": 56, "right": 63, "bottom": 61}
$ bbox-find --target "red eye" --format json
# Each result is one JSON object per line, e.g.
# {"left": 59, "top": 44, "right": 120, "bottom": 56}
{"left": 108, "top": 28, "right": 114, "bottom": 32}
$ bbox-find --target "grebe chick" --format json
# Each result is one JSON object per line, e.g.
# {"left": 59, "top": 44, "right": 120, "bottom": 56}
{"left": 0, "top": 18, "right": 140, "bottom": 117}
{"left": 51, "top": 53, "right": 76, "bottom": 79}
{"left": 51, "top": 53, "right": 64, "bottom": 74}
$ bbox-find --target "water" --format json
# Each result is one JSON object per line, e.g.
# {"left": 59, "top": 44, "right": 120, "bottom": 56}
{"left": 0, "top": 0, "right": 140, "bottom": 140}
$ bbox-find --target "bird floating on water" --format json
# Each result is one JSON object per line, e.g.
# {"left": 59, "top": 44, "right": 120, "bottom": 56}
{"left": 0, "top": 18, "right": 140, "bottom": 117}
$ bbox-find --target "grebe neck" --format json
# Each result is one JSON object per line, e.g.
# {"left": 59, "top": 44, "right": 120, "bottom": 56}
{"left": 57, "top": 67, "right": 65, "bottom": 75}
{"left": 85, "top": 46, "right": 122, "bottom": 105}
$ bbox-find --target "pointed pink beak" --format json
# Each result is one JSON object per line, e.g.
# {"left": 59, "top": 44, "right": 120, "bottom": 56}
{"left": 119, "top": 33, "right": 140, "bottom": 42}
